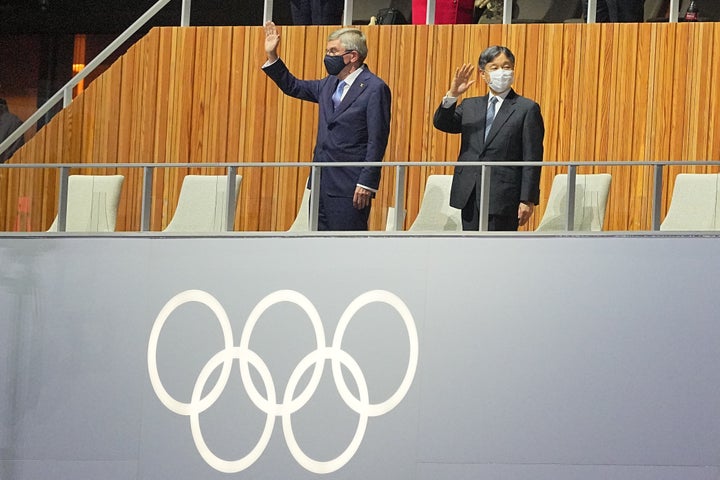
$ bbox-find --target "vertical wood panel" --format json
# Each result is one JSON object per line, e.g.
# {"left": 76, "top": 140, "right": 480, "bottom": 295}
{"left": 4, "top": 23, "right": 720, "bottom": 233}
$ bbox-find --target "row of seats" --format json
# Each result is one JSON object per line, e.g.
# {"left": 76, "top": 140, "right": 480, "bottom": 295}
{"left": 43, "top": 172, "right": 720, "bottom": 233}
{"left": 46, "top": 175, "right": 241, "bottom": 233}
{"left": 290, "top": 173, "right": 720, "bottom": 232}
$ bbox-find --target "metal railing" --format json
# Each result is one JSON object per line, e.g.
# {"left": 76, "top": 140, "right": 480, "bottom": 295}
{"left": 2, "top": 160, "right": 719, "bottom": 234}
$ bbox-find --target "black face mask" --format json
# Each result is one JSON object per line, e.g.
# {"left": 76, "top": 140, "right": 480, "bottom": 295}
{"left": 324, "top": 52, "right": 351, "bottom": 76}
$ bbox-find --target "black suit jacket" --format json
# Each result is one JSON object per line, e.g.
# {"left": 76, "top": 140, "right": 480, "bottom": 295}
{"left": 433, "top": 89, "right": 544, "bottom": 217}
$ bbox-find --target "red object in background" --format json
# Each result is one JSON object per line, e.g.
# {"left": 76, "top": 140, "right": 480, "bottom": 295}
{"left": 412, "top": 0, "right": 475, "bottom": 24}
{"left": 14, "top": 196, "right": 31, "bottom": 232}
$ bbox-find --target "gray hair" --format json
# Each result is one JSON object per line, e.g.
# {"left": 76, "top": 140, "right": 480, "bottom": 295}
{"left": 328, "top": 28, "right": 368, "bottom": 61}
{"left": 478, "top": 45, "right": 516, "bottom": 70}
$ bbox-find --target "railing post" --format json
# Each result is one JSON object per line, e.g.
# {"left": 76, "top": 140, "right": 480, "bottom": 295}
{"left": 309, "top": 166, "right": 321, "bottom": 231}
{"left": 57, "top": 167, "right": 70, "bottom": 232}
{"left": 225, "top": 166, "right": 238, "bottom": 232}
{"left": 566, "top": 165, "right": 577, "bottom": 231}
{"left": 393, "top": 165, "right": 406, "bottom": 231}
{"left": 342, "top": 0, "right": 354, "bottom": 25}
{"left": 181, "top": 0, "right": 191, "bottom": 26}
{"left": 141, "top": 166, "right": 153, "bottom": 232}
{"left": 263, "top": 0, "right": 274, "bottom": 24}
{"left": 478, "top": 165, "right": 491, "bottom": 232}
{"left": 652, "top": 164, "right": 664, "bottom": 231}
{"left": 586, "top": 0, "right": 597, "bottom": 23}
{"left": 63, "top": 86, "right": 73, "bottom": 108}
{"left": 426, "top": 0, "right": 436, "bottom": 24}
{"left": 503, "top": 0, "right": 512, "bottom": 24}
{"left": 669, "top": 0, "right": 679, "bottom": 22}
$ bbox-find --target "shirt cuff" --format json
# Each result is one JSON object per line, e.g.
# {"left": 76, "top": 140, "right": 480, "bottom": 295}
{"left": 441, "top": 95, "right": 458, "bottom": 108}
{"left": 261, "top": 58, "right": 279, "bottom": 69}
{"left": 357, "top": 183, "right": 378, "bottom": 193}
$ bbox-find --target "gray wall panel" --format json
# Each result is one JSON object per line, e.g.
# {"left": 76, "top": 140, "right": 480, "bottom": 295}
{"left": 1, "top": 236, "right": 719, "bottom": 479}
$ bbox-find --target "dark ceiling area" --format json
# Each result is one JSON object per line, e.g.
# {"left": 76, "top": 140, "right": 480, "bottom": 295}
{"left": 0, "top": 0, "right": 291, "bottom": 34}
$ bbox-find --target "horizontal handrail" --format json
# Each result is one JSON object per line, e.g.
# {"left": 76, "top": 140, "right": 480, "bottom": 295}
{"left": 3, "top": 159, "right": 720, "bottom": 234}
{"left": 3, "top": 160, "right": 720, "bottom": 169}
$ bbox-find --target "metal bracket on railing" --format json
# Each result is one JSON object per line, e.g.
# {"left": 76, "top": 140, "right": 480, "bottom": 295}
{"left": 57, "top": 167, "right": 70, "bottom": 232}
{"left": 669, "top": 0, "right": 679, "bottom": 22}
{"left": 342, "top": 0, "right": 354, "bottom": 25}
{"left": 226, "top": 166, "right": 238, "bottom": 232}
{"left": 309, "top": 166, "right": 321, "bottom": 231}
{"left": 566, "top": 165, "right": 577, "bottom": 231}
{"left": 141, "top": 166, "right": 154, "bottom": 231}
{"left": 478, "top": 165, "right": 492, "bottom": 232}
{"left": 393, "top": 165, "right": 407, "bottom": 231}
{"left": 181, "top": 0, "right": 191, "bottom": 26}
{"left": 263, "top": 0, "right": 274, "bottom": 24}
{"left": 652, "top": 164, "right": 664, "bottom": 231}
{"left": 425, "top": 0, "right": 436, "bottom": 24}
{"left": 586, "top": 0, "right": 597, "bottom": 23}
{"left": 63, "top": 87, "right": 73, "bottom": 108}
{"left": 503, "top": 0, "right": 512, "bottom": 24}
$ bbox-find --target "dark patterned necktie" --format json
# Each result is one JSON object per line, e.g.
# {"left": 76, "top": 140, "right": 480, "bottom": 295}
{"left": 485, "top": 96, "right": 498, "bottom": 141}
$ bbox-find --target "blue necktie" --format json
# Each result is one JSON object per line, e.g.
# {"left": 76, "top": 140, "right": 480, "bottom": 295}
{"left": 485, "top": 96, "right": 498, "bottom": 141}
{"left": 332, "top": 80, "right": 346, "bottom": 110}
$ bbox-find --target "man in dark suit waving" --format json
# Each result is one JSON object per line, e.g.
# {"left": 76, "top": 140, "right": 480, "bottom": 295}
{"left": 434, "top": 45, "right": 544, "bottom": 231}
{"left": 262, "top": 22, "right": 391, "bottom": 231}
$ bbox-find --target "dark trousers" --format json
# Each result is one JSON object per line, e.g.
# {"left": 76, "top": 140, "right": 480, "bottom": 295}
{"left": 317, "top": 191, "right": 370, "bottom": 231}
{"left": 582, "top": 0, "right": 645, "bottom": 22}
{"left": 290, "top": 0, "right": 344, "bottom": 25}
{"left": 460, "top": 187, "right": 519, "bottom": 232}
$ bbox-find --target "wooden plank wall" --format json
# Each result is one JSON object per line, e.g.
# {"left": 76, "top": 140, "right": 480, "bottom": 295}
{"left": 2, "top": 23, "right": 719, "bottom": 232}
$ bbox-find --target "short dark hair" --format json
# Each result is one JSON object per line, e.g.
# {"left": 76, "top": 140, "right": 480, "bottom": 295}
{"left": 478, "top": 46, "right": 515, "bottom": 70}
{"left": 0, "top": 98, "right": 7, "bottom": 112}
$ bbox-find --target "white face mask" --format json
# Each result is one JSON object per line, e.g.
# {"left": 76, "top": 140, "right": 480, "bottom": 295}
{"left": 486, "top": 69, "right": 514, "bottom": 93}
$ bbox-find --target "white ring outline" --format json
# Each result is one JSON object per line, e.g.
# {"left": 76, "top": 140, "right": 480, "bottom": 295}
{"left": 147, "top": 290, "right": 234, "bottom": 415}
{"left": 282, "top": 347, "right": 369, "bottom": 474}
{"left": 190, "top": 347, "right": 276, "bottom": 473}
{"left": 148, "top": 289, "right": 418, "bottom": 474}
{"left": 332, "top": 290, "right": 419, "bottom": 417}
{"left": 238, "top": 290, "right": 326, "bottom": 416}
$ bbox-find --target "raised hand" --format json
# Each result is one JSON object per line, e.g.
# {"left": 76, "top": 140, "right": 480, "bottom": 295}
{"left": 264, "top": 21, "right": 280, "bottom": 61}
{"left": 449, "top": 63, "right": 476, "bottom": 97}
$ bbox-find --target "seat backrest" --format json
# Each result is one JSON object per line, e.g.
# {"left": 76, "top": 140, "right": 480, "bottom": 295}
{"left": 287, "top": 188, "right": 311, "bottom": 232}
{"left": 660, "top": 173, "right": 720, "bottom": 231}
{"left": 163, "top": 175, "right": 242, "bottom": 232}
{"left": 385, "top": 206, "right": 407, "bottom": 231}
{"left": 48, "top": 175, "right": 125, "bottom": 232}
{"left": 408, "top": 175, "right": 462, "bottom": 232}
{"left": 535, "top": 173, "right": 612, "bottom": 231}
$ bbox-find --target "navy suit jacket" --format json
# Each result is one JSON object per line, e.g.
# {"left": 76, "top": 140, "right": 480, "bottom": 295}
{"left": 263, "top": 59, "right": 391, "bottom": 198}
{"left": 433, "top": 89, "right": 544, "bottom": 217}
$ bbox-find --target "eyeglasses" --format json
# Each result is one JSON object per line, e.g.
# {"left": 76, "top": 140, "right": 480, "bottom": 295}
{"left": 325, "top": 49, "right": 355, "bottom": 57}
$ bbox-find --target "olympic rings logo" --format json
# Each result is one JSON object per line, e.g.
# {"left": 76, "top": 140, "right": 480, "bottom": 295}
{"left": 147, "top": 289, "right": 419, "bottom": 474}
